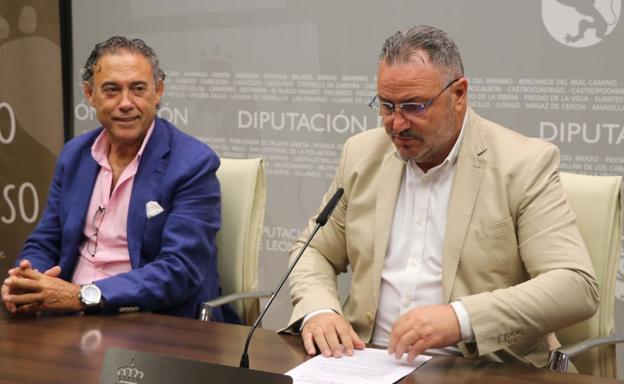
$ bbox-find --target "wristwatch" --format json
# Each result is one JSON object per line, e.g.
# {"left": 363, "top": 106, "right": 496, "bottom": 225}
{"left": 79, "top": 284, "right": 102, "bottom": 307}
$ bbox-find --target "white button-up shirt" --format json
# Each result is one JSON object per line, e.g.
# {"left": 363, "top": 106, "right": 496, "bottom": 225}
{"left": 371, "top": 115, "right": 473, "bottom": 353}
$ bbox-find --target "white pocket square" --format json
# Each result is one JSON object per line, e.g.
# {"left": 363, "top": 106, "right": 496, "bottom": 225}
{"left": 146, "top": 201, "right": 164, "bottom": 219}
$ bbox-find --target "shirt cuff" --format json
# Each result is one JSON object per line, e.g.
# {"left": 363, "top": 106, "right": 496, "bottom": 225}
{"left": 450, "top": 301, "right": 475, "bottom": 343}
{"left": 300, "top": 308, "right": 337, "bottom": 331}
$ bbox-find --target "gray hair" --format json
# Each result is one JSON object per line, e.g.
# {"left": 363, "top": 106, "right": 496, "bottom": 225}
{"left": 379, "top": 25, "right": 464, "bottom": 82}
{"left": 81, "top": 36, "right": 165, "bottom": 84}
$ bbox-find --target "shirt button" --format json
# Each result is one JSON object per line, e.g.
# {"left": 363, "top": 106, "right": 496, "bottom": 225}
{"left": 415, "top": 218, "right": 423, "bottom": 225}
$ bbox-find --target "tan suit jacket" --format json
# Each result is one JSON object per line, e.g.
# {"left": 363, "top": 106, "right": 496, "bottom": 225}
{"left": 286, "top": 108, "right": 599, "bottom": 367}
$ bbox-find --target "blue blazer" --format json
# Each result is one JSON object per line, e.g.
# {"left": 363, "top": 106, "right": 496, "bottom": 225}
{"left": 19, "top": 118, "right": 236, "bottom": 322}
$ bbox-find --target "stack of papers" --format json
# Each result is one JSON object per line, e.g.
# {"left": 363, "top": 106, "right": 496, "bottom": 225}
{"left": 285, "top": 348, "right": 431, "bottom": 384}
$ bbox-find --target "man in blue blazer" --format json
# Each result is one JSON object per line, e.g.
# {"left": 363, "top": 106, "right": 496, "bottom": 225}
{"left": 1, "top": 36, "right": 234, "bottom": 321}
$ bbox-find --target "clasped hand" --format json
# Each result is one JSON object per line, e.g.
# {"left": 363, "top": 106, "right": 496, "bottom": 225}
{"left": 302, "top": 304, "right": 461, "bottom": 363}
{"left": 1, "top": 259, "right": 82, "bottom": 314}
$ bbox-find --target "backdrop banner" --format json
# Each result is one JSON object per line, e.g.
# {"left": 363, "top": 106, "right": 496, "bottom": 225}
{"left": 0, "top": 0, "right": 64, "bottom": 318}
{"left": 70, "top": 0, "right": 623, "bottom": 376}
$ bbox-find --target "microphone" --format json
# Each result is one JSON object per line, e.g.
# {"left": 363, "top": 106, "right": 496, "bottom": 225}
{"left": 315, "top": 187, "right": 343, "bottom": 226}
{"left": 239, "top": 188, "right": 344, "bottom": 369}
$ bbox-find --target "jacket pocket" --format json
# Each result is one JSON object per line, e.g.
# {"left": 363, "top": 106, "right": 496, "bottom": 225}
{"left": 477, "top": 217, "right": 515, "bottom": 241}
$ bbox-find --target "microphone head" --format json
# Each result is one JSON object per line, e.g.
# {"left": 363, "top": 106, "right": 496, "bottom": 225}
{"left": 316, "top": 188, "right": 344, "bottom": 226}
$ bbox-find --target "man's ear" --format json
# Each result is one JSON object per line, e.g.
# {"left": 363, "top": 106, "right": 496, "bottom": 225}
{"left": 155, "top": 78, "right": 164, "bottom": 101}
{"left": 82, "top": 81, "right": 95, "bottom": 106}
{"left": 453, "top": 77, "right": 468, "bottom": 110}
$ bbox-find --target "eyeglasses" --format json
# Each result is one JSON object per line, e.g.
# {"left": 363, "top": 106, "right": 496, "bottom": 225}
{"left": 86, "top": 206, "right": 105, "bottom": 257}
{"left": 368, "top": 77, "right": 461, "bottom": 118}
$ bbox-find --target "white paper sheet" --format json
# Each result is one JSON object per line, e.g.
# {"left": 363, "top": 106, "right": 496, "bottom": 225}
{"left": 285, "top": 348, "right": 431, "bottom": 384}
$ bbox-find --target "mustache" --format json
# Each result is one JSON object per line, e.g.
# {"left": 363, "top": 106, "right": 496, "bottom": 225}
{"left": 390, "top": 130, "right": 423, "bottom": 140}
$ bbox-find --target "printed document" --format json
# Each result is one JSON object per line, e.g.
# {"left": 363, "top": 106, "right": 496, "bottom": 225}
{"left": 285, "top": 348, "right": 431, "bottom": 384}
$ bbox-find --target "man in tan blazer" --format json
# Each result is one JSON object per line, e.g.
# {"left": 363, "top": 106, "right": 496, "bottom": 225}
{"left": 286, "top": 25, "right": 598, "bottom": 367}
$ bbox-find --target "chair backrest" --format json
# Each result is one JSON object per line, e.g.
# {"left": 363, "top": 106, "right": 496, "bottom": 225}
{"left": 557, "top": 172, "right": 622, "bottom": 377}
{"left": 216, "top": 158, "right": 266, "bottom": 324}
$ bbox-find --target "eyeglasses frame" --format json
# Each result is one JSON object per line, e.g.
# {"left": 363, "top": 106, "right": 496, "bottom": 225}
{"left": 368, "top": 77, "right": 462, "bottom": 118}
{"left": 86, "top": 206, "right": 105, "bottom": 257}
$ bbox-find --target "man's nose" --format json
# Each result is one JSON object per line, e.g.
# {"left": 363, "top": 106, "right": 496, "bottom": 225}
{"left": 391, "top": 109, "right": 410, "bottom": 133}
{"left": 118, "top": 90, "right": 134, "bottom": 111}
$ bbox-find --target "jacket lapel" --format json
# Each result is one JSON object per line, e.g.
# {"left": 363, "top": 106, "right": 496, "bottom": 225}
{"left": 443, "top": 109, "right": 487, "bottom": 302}
{"left": 372, "top": 151, "right": 405, "bottom": 308}
{"left": 127, "top": 118, "right": 169, "bottom": 268}
{"left": 61, "top": 145, "right": 99, "bottom": 277}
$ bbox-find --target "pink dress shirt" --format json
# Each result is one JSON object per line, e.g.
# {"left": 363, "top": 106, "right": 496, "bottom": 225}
{"left": 71, "top": 124, "right": 154, "bottom": 285}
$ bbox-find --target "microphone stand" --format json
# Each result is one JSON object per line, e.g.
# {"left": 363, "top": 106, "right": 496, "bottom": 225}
{"left": 240, "top": 188, "right": 344, "bottom": 369}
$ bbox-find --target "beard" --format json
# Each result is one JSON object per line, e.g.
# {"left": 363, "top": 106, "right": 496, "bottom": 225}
{"left": 392, "top": 101, "right": 460, "bottom": 168}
